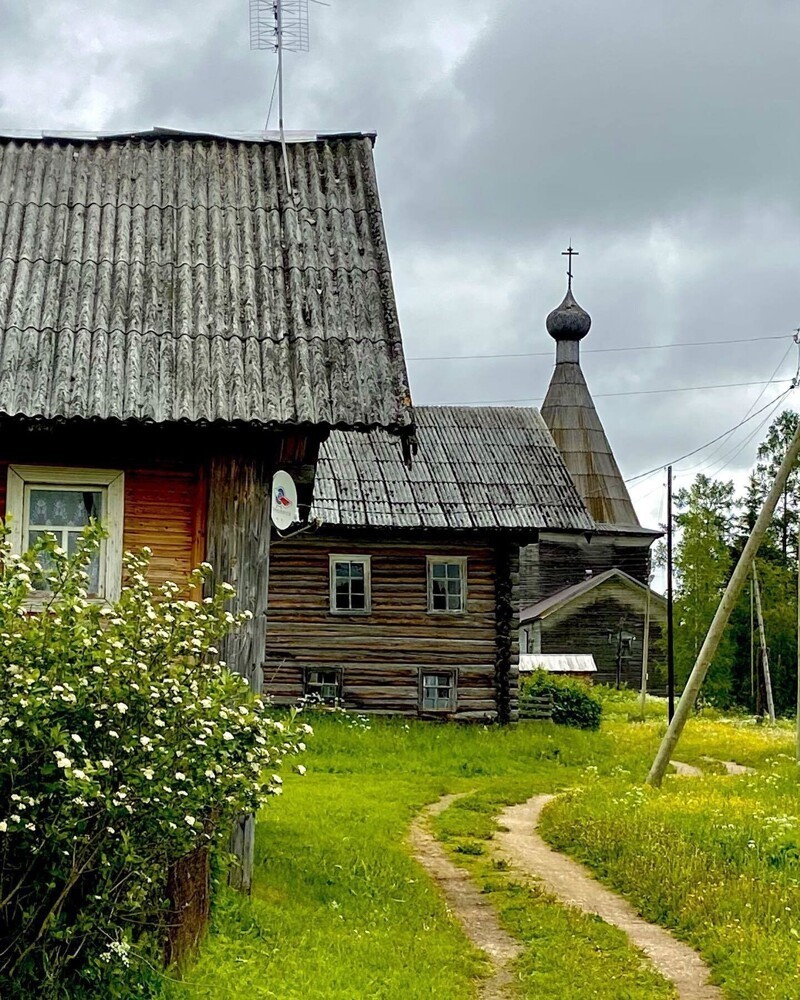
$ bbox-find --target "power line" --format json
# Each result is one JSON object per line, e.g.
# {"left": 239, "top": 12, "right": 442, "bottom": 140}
{"left": 407, "top": 333, "right": 791, "bottom": 363}
{"left": 453, "top": 377, "right": 793, "bottom": 407}
{"left": 624, "top": 388, "right": 794, "bottom": 485}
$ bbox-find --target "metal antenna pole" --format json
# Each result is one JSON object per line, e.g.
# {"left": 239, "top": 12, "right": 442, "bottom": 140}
{"left": 666, "top": 465, "right": 675, "bottom": 722}
{"left": 275, "top": 1, "right": 293, "bottom": 196}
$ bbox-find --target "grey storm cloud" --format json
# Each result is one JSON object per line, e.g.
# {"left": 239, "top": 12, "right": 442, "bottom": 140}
{"left": 0, "top": 0, "right": 799, "bottom": 532}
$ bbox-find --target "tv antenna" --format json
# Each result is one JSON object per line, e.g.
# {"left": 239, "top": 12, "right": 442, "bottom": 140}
{"left": 250, "top": 0, "right": 326, "bottom": 196}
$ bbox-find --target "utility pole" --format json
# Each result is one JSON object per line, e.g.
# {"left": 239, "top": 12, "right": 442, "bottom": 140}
{"left": 640, "top": 566, "right": 652, "bottom": 718}
{"left": 750, "top": 578, "right": 755, "bottom": 708}
{"left": 647, "top": 420, "right": 800, "bottom": 787}
{"left": 666, "top": 465, "right": 675, "bottom": 722}
{"left": 752, "top": 565, "right": 776, "bottom": 723}
{"left": 797, "top": 524, "right": 800, "bottom": 762}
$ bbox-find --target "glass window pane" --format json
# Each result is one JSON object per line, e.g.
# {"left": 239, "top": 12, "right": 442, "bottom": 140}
{"left": 349, "top": 562, "right": 364, "bottom": 580}
{"left": 335, "top": 562, "right": 350, "bottom": 579}
{"left": 335, "top": 581, "right": 350, "bottom": 607}
{"left": 431, "top": 563, "right": 446, "bottom": 578}
{"left": 350, "top": 591, "right": 365, "bottom": 610}
{"left": 446, "top": 563, "right": 461, "bottom": 579}
{"left": 28, "top": 489, "right": 102, "bottom": 528}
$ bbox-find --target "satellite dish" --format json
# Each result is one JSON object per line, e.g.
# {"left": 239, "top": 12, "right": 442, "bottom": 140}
{"left": 271, "top": 470, "right": 298, "bottom": 531}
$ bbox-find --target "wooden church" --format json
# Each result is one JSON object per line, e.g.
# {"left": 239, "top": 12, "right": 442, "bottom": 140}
{"left": 265, "top": 259, "right": 664, "bottom": 716}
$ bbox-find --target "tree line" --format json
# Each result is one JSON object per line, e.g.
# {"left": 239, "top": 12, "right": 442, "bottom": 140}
{"left": 670, "top": 409, "right": 800, "bottom": 714}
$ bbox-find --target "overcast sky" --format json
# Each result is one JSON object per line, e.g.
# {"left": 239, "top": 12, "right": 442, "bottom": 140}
{"left": 1, "top": 0, "right": 799, "bottom": 528}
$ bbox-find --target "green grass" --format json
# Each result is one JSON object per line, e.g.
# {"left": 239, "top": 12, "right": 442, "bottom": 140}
{"left": 540, "top": 718, "right": 800, "bottom": 1000}
{"left": 433, "top": 789, "right": 676, "bottom": 999}
{"left": 163, "top": 707, "right": 800, "bottom": 999}
{"left": 163, "top": 715, "right": 673, "bottom": 998}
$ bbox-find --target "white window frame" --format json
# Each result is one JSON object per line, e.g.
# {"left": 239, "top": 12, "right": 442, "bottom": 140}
{"left": 420, "top": 669, "right": 457, "bottom": 712}
{"left": 329, "top": 554, "right": 371, "bottom": 615}
{"left": 426, "top": 556, "right": 468, "bottom": 614}
{"left": 304, "top": 667, "right": 343, "bottom": 705}
{"left": 6, "top": 466, "right": 125, "bottom": 605}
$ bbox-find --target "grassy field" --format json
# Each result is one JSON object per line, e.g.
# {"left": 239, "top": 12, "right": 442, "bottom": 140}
{"left": 162, "top": 700, "right": 800, "bottom": 999}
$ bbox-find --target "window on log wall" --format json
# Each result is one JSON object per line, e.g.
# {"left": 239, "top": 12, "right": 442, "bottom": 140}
{"left": 420, "top": 670, "right": 457, "bottom": 711}
{"left": 427, "top": 557, "right": 467, "bottom": 613}
{"left": 329, "top": 555, "right": 371, "bottom": 614}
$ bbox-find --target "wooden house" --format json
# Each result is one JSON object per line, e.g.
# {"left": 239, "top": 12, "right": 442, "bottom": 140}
{"left": 264, "top": 405, "right": 594, "bottom": 722}
{"left": 519, "top": 568, "right": 667, "bottom": 688}
{"left": 0, "top": 128, "right": 415, "bottom": 689}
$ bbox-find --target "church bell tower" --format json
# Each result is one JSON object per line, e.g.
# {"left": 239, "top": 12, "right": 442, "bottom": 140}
{"left": 540, "top": 248, "right": 641, "bottom": 528}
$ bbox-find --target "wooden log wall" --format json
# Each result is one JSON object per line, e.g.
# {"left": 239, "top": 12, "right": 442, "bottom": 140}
{"left": 265, "top": 531, "right": 505, "bottom": 720}
{"left": 540, "top": 591, "right": 666, "bottom": 689}
{"left": 519, "top": 535, "right": 653, "bottom": 608}
{"left": 494, "top": 539, "right": 520, "bottom": 723}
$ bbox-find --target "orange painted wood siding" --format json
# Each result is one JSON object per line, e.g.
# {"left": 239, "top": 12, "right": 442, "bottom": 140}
{"left": 0, "top": 459, "right": 205, "bottom": 591}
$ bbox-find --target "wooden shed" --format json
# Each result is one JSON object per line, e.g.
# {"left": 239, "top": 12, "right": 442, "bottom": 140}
{"left": 0, "top": 128, "right": 415, "bottom": 690}
{"left": 264, "top": 405, "right": 594, "bottom": 722}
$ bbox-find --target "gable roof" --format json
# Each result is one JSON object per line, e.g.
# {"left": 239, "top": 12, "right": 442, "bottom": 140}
{"left": 541, "top": 360, "right": 640, "bottom": 528}
{"left": 520, "top": 567, "right": 666, "bottom": 623}
{"left": 0, "top": 129, "right": 413, "bottom": 436}
{"left": 310, "top": 405, "right": 595, "bottom": 532}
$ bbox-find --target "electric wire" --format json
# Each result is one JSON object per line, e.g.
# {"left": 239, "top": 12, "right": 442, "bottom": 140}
{"left": 407, "top": 332, "right": 792, "bottom": 363}
{"left": 454, "top": 377, "right": 793, "bottom": 407}
{"left": 624, "top": 388, "right": 795, "bottom": 485}
{"left": 264, "top": 62, "right": 280, "bottom": 130}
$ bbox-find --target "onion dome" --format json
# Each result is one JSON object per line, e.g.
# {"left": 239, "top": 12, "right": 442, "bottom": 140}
{"left": 546, "top": 285, "right": 592, "bottom": 342}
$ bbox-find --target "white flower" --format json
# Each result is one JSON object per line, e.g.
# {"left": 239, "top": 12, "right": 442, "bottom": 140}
{"left": 204, "top": 769, "right": 215, "bottom": 779}
{"left": 55, "top": 755, "right": 72, "bottom": 770}
{"left": 175, "top": 771, "right": 186, "bottom": 781}
{"left": 100, "top": 759, "right": 113, "bottom": 769}
{"left": 222, "top": 731, "right": 234, "bottom": 742}
{"left": 139, "top": 736, "right": 151, "bottom": 747}
{"left": 184, "top": 815, "right": 196, "bottom": 827}
{"left": 71, "top": 733, "right": 82, "bottom": 744}
{"left": 10, "top": 814, "right": 21, "bottom": 823}
{"left": 0, "top": 820, "right": 7, "bottom": 832}
{"left": 142, "top": 767, "right": 154, "bottom": 780}
{"left": 295, "top": 764, "right": 307, "bottom": 776}
{"left": 73, "top": 769, "right": 87, "bottom": 780}
{"left": 115, "top": 703, "right": 128, "bottom": 714}
{"left": 272, "top": 774, "right": 283, "bottom": 785}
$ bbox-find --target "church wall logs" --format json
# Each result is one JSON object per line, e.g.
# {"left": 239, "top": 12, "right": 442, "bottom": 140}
{"left": 519, "top": 535, "right": 653, "bottom": 608}
{"left": 265, "top": 531, "right": 514, "bottom": 720}
{"left": 540, "top": 591, "right": 665, "bottom": 689}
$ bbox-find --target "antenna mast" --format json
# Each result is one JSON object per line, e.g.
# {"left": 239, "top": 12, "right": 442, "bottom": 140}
{"left": 249, "top": 0, "right": 312, "bottom": 195}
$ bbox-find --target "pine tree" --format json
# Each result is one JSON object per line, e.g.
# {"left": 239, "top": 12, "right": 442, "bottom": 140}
{"left": 673, "top": 474, "right": 736, "bottom": 705}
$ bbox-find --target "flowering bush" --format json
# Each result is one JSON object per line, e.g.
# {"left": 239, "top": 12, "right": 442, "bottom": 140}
{"left": 0, "top": 523, "right": 309, "bottom": 998}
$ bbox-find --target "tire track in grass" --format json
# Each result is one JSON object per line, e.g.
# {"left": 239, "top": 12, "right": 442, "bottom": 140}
{"left": 496, "top": 795, "right": 722, "bottom": 1000}
{"left": 409, "top": 794, "right": 523, "bottom": 999}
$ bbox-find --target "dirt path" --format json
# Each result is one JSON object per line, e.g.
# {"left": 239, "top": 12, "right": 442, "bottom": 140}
{"left": 495, "top": 795, "right": 722, "bottom": 1000}
{"left": 670, "top": 760, "right": 703, "bottom": 777}
{"left": 408, "top": 794, "right": 522, "bottom": 999}
{"left": 700, "top": 756, "right": 754, "bottom": 775}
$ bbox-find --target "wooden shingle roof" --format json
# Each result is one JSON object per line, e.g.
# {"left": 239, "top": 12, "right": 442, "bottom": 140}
{"left": 310, "top": 405, "right": 595, "bottom": 532}
{"left": 0, "top": 129, "right": 413, "bottom": 436}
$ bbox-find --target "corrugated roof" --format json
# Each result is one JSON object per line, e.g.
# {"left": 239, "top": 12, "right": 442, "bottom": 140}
{"left": 0, "top": 130, "right": 413, "bottom": 433}
{"left": 519, "top": 653, "right": 597, "bottom": 674}
{"left": 541, "top": 360, "right": 640, "bottom": 526}
{"left": 310, "top": 405, "right": 595, "bottom": 532}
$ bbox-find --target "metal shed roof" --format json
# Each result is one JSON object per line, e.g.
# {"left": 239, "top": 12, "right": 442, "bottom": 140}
{"left": 310, "top": 405, "right": 595, "bottom": 532}
{"left": 0, "top": 129, "right": 413, "bottom": 434}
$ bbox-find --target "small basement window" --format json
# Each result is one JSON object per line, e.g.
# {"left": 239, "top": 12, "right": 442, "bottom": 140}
{"left": 420, "top": 671, "right": 456, "bottom": 712}
{"left": 427, "top": 557, "right": 467, "bottom": 613}
{"left": 5, "top": 466, "right": 124, "bottom": 603}
{"left": 304, "top": 669, "right": 342, "bottom": 704}
{"left": 329, "top": 555, "right": 371, "bottom": 614}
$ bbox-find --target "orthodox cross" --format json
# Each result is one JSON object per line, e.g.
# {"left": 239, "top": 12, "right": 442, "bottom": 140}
{"left": 562, "top": 244, "right": 578, "bottom": 288}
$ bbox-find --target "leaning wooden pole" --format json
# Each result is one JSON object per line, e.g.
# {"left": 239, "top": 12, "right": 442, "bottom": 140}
{"left": 796, "top": 525, "right": 800, "bottom": 762}
{"left": 647, "top": 421, "right": 800, "bottom": 787}
{"left": 752, "top": 565, "right": 776, "bottom": 723}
